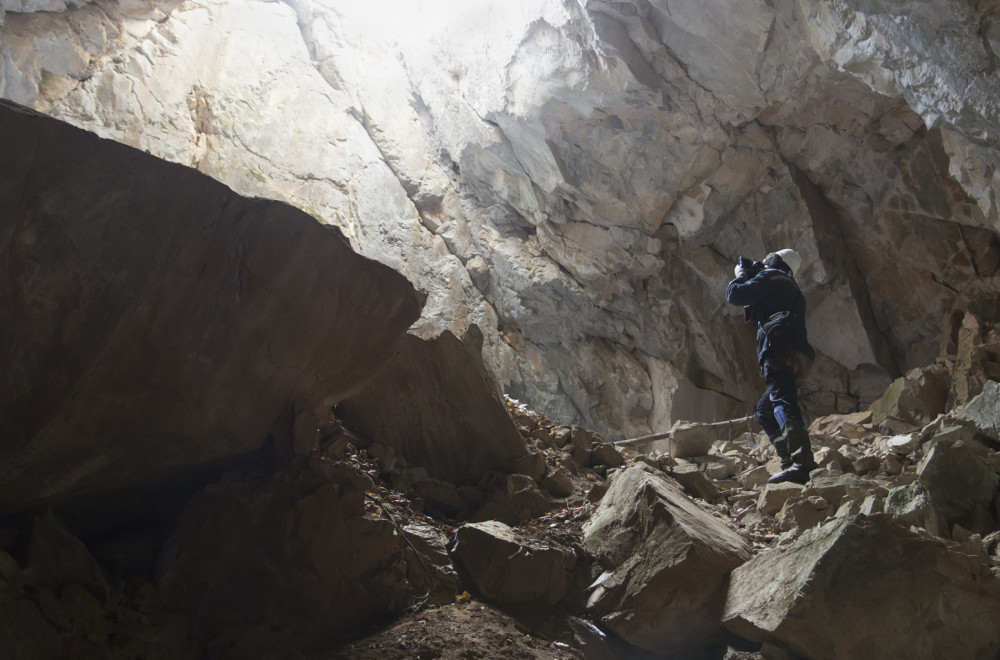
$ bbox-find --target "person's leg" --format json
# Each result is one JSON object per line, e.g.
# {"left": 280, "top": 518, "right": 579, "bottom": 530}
{"left": 765, "top": 355, "right": 816, "bottom": 484}
{"left": 783, "top": 419, "right": 816, "bottom": 471}
{"left": 757, "top": 383, "right": 791, "bottom": 469}
{"left": 767, "top": 368, "right": 802, "bottom": 427}
{"left": 755, "top": 389, "right": 781, "bottom": 438}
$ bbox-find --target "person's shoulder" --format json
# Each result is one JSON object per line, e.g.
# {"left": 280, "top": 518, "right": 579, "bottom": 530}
{"left": 761, "top": 269, "right": 796, "bottom": 282}
{"left": 757, "top": 269, "right": 788, "bottom": 281}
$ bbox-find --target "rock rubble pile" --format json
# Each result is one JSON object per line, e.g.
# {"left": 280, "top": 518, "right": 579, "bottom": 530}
{"left": 4, "top": 23, "right": 1000, "bottom": 654}
{"left": 3, "top": 312, "right": 999, "bottom": 658}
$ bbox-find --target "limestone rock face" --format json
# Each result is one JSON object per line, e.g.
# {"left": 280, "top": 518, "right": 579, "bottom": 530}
{"left": 0, "top": 100, "right": 422, "bottom": 508}
{"left": 797, "top": 0, "right": 1000, "bottom": 146}
{"left": 723, "top": 514, "right": 1000, "bottom": 659}
{"left": 582, "top": 464, "right": 750, "bottom": 657}
{"left": 4, "top": 0, "right": 1000, "bottom": 439}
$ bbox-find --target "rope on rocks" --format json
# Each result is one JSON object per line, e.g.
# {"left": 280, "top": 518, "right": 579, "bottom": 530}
{"left": 615, "top": 415, "right": 756, "bottom": 446}
{"left": 364, "top": 490, "right": 435, "bottom": 612}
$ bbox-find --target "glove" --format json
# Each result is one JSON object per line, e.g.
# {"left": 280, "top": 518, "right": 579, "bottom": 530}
{"left": 734, "top": 262, "right": 745, "bottom": 279}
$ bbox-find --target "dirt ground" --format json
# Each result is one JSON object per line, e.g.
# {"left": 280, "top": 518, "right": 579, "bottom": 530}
{"left": 327, "top": 599, "right": 762, "bottom": 659}
{"left": 328, "top": 600, "right": 591, "bottom": 659}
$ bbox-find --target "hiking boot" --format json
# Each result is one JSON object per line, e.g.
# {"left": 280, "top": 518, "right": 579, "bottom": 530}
{"left": 771, "top": 434, "right": 792, "bottom": 471}
{"left": 767, "top": 465, "right": 812, "bottom": 485}
{"left": 766, "top": 419, "right": 816, "bottom": 485}
{"left": 784, "top": 418, "right": 817, "bottom": 471}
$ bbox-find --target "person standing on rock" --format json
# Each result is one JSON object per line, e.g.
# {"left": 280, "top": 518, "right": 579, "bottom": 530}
{"left": 726, "top": 248, "right": 818, "bottom": 484}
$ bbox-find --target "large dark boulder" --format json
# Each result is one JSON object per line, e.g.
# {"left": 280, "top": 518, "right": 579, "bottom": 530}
{"left": 0, "top": 100, "right": 422, "bottom": 509}
{"left": 156, "top": 457, "right": 458, "bottom": 642}
{"left": 582, "top": 464, "right": 750, "bottom": 658}
{"left": 337, "top": 326, "right": 527, "bottom": 485}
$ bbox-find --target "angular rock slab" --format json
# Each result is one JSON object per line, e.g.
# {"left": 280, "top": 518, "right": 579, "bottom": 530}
{"left": 806, "top": 471, "right": 886, "bottom": 508}
{"left": 0, "top": 101, "right": 423, "bottom": 508}
{"left": 957, "top": 380, "right": 1000, "bottom": 443}
{"left": 583, "top": 464, "right": 750, "bottom": 658}
{"left": 884, "top": 481, "right": 949, "bottom": 538}
{"left": 25, "top": 513, "right": 109, "bottom": 603}
{"left": 157, "top": 459, "right": 442, "bottom": 639}
{"left": 723, "top": 514, "right": 1000, "bottom": 659}
{"left": 472, "top": 473, "right": 558, "bottom": 525}
{"left": 337, "top": 325, "right": 527, "bottom": 485}
{"left": 869, "top": 366, "right": 949, "bottom": 426}
{"left": 917, "top": 436, "right": 998, "bottom": 523}
{"left": 450, "top": 520, "right": 571, "bottom": 605}
{"left": 668, "top": 421, "right": 718, "bottom": 459}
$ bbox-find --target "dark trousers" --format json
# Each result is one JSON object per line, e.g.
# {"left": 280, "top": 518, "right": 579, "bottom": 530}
{"left": 755, "top": 351, "right": 811, "bottom": 438}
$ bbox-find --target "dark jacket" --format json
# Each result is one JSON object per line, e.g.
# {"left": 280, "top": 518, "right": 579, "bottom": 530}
{"left": 727, "top": 267, "right": 815, "bottom": 366}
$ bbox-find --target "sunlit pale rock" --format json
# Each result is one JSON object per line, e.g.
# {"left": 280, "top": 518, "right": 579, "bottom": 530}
{"left": 583, "top": 464, "right": 749, "bottom": 658}
{"left": 3, "top": 0, "right": 1000, "bottom": 442}
{"left": 723, "top": 514, "right": 1000, "bottom": 659}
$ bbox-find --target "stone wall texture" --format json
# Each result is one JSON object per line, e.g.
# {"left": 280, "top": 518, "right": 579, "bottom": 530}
{"left": 3, "top": 0, "right": 1000, "bottom": 438}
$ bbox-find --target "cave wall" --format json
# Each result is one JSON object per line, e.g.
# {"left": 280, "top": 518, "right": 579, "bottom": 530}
{"left": 2, "top": 0, "right": 999, "bottom": 439}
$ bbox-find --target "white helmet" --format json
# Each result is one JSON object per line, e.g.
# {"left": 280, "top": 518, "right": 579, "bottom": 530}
{"left": 765, "top": 248, "right": 802, "bottom": 275}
